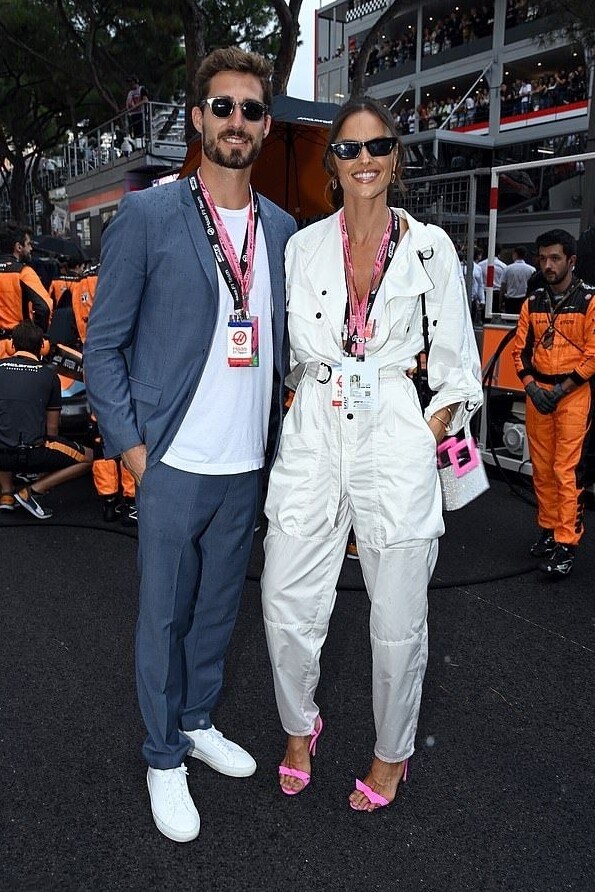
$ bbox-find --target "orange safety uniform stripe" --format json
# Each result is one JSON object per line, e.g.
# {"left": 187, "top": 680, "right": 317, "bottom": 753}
{"left": 92, "top": 457, "right": 136, "bottom": 497}
{"left": 513, "top": 279, "right": 595, "bottom": 546}
{"left": 72, "top": 268, "right": 98, "bottom": 344}
{"left": 48, "top": 274, "right": 80, "bottom": 310}
{"left": 44, "top": 438, "right": 88, "bottom": 463}
{"left": 92, "top": 458, "right": 119, "bottom": 496}
{"left": 121, "top": 464, "right": 135, "bottom": 498}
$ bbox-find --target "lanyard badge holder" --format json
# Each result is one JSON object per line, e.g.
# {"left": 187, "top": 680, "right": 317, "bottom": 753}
{"left": 189, "top": 171, "right": 260, "bottom": 368}
{"left": 339, "top": 209, "right": 399, "bottom": 411}
{"left": 227, "top": 314, "right": 259, "bottom": 367}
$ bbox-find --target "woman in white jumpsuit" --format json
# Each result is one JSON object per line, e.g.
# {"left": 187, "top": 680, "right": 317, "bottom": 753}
{"left": 261, "top": 98, "right": 482, "bottom": 811}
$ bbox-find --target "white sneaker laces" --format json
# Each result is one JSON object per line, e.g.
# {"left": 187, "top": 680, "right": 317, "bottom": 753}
{"left": 163, "top": 764, "right": 192, "bottom": 810}
{"left": 207, "top": 727, "right": 236, "bottom": 752}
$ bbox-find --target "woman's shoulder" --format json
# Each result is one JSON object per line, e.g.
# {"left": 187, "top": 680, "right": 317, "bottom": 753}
{"left": 392, "top": 208, "right": 456, "bottom": 254}
{"left": 287, "top": 213, "right": 339, "bottom": 251}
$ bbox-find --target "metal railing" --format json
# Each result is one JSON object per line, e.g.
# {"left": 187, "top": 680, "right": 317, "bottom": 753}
{"left": 485, "top": 151, "right": 595, "bottom": 319}
{"left": 63, "top": 101, "right": 186, "bottom": 179}
{"left": 399, "top": 168, "right": 491, "bottom": 300}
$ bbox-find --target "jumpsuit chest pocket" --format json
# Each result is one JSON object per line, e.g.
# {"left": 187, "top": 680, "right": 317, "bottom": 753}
{"left": 381, "top": 293, "right": 424, "bottom": 345}
{"left": 287, "top": 284, "right": 343, "bottom": 364}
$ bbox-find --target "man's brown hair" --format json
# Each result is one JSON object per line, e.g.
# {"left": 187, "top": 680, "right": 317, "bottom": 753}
{"left": 194, "top": 48, "right": 273, "bottom": 109}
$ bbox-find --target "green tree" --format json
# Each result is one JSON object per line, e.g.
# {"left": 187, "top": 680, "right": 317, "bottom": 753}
{"left": 0, "top": 0, "right": 185, "bottom": 223}
{"left": 270, "top": 0, "right": 303, "bottom": 95}
{"left": 0, "top": 1, "right": 85, "bottom": 223}
{"left": 176, "top": 0, "right": 302, "bottom": 142}
{"left": 53, "top": 0, "right": 185, "bottom": 119}
{"left": 0, "top": 0, "right": 305, "bottom": 226}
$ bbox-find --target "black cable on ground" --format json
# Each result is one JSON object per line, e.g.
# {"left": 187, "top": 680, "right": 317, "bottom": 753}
{"left": 0, "top": 518, "right": 539, "bottom": 590}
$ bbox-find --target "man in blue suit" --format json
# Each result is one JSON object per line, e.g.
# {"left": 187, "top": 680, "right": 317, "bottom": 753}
{"left": 84, "top": 47, "right": 296, "bottom": 843}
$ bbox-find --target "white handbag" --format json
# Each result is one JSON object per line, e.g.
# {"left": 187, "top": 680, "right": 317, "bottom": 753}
{"left": 436, "top": 424, "right": 489, "bottom": 511}
{"left": 415, "top": 254, "right": 488, "bottom": 511}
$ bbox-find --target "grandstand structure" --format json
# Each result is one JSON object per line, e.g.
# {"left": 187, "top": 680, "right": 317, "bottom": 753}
{"left": 3, "top": 1, "right": 592, "bottom": 259}
{"left": 316, "top": 0, "right": 593, "bottom": 248}
{"left": 0, "top": 102, "right": 186, "bottom": 258}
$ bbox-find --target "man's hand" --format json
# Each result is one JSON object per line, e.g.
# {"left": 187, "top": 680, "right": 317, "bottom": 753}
{"left": 526, "top": 381, "right": 557, "bottom": 415}
{"left": 122, "top": 443, "right": 147, "bottom": 486}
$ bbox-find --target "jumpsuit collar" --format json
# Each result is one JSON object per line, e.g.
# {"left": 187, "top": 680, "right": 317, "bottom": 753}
{"left": 296, "top": 208, "right": 436, "bottom": 303}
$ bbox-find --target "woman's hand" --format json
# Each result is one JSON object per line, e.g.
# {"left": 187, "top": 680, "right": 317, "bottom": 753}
{"left": 427, "top": 416, "right": 448, "bottom": 444}
{"left": 427, "top": 404, "right": 458, "bottom": 444}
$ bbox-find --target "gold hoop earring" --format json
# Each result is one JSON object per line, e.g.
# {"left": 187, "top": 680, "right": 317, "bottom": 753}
{"left": 332, "top": 177, "right": 338, "bottom": 191}
{"left": 391, "top": 170, "right": 397, "bottom": 184}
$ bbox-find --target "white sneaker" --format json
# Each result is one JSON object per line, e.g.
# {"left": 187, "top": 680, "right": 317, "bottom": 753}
{"left": 14, "top": 486, "right": 53, "bottom": 519}
{"left": 184, "top": 725, "right": 257, "bottom": 777}
{"left": 146, "top": 763, "right": 200, "bottom": 843}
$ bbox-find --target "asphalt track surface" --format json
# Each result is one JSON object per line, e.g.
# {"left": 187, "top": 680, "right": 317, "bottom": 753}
{"left": 1, "top": 473, "right": 594, "bottom": 892}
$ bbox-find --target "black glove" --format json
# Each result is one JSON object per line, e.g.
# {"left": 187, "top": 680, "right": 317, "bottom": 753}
{"left": 526, "top": 381, "right": 557, "bottom": 414}
{"left": 550, "top": 383, "right": 567, "bottom": 406}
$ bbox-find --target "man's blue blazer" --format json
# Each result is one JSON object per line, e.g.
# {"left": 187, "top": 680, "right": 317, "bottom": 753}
{"left": 84, "top": 177, "right": 296, "bottom": 468}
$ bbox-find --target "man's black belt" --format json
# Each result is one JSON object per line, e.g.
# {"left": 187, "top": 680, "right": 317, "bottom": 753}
{"left": 532, "top": 371, "right": 574, "bottom": 385}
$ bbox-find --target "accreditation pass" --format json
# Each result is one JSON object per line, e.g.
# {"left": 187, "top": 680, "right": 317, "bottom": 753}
{"left": 341, "top": 356, "right": 379, "bottom": 411}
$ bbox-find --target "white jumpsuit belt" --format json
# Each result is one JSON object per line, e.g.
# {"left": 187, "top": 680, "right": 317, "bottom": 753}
{"left": 302, "top": 361, "right": 409, "bottom": 382}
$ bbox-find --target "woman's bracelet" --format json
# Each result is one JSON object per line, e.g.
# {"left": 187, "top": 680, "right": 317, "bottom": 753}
{"left": 431, "top": 413, "right": 450, "bottom": 430}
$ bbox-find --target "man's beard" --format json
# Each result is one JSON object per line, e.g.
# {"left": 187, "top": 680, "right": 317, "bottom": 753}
{"left": 202, "top": 128, "right": 262, "bottom": 169}
{"left": 545, "top": 265, "right": 571, "bottom": 287}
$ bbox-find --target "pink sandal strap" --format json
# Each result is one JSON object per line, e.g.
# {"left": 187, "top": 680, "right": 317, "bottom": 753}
{"left": 278, "top": 765, "right": 311, "bottom": 784}
{"left": 308, "top": 715, "right": 323, "bottom": 755}
{"left": 354, "top": 778, "right": 390, "bottom": 807}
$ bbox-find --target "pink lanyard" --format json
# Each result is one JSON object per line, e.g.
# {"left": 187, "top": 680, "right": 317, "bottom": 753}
{"left": 197, "top": 170, "right": 257, "bottom": 314}
{"left": 340, "top": 209, "right": 396, "bottom": 358}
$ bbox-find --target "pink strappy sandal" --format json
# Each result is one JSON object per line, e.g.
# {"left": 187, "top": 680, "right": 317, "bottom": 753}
{"left": 278, "top": 716, "right": 324, "bottom": 796}
{"left": 349, "top": 758, "right": 409, "bottom": 811}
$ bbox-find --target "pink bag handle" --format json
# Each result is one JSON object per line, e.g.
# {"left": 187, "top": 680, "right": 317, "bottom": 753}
{"left": 436, "top": 435, "right": 481, "bottom": 477}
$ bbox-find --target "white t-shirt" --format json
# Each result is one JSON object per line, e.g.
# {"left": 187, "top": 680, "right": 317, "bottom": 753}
{"left": 162, "top": 205, "right": 273, "bottom": 475}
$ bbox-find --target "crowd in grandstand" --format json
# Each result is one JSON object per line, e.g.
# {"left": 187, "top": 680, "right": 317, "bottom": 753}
{"left": 500, "top": 67, "right": 588, "bottom": 116}
{"left": 505, "top": 0, "right": 542, "bottom": 27}
{"left": 421, "top": 6, "right": 494, "bottom": 57}
{"left": 343, "top": 0, "right": 548, "bottom": 80}
{"left": 348, "top": 27, "right": 417, "bottom": 79}
{"left": 391, "top": 62, "right": 587, "bottom": 136}
{"left": 420, "top": 1, "right": 542, "bottom": 57}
